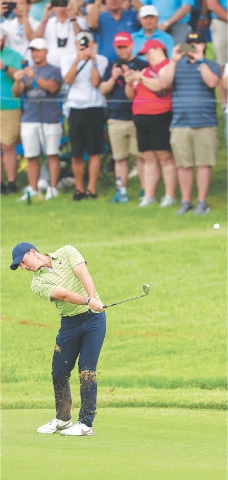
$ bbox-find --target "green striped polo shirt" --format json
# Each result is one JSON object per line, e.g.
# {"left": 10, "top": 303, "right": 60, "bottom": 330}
{"left": 31, "top": 245, "right": 100, "bottom": 317}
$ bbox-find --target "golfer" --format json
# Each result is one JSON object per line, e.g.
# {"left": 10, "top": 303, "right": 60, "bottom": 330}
{"left": 10, "top": 242, "right": 106, "bottom": 436}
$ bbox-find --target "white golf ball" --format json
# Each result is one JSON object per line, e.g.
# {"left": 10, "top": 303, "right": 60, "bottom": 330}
{"left": 213, "top": 223, "right": 220, "bottom": 229}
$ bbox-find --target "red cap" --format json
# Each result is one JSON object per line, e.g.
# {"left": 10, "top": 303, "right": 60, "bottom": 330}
{"left": 138, "top": 39, "right": 166, "bottom": 55}
{"left": 113, "top": 32, "right": 133, "bottom": 48}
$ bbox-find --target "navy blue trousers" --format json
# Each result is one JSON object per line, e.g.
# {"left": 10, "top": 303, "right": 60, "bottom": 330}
{"left": 52, "top": 311, "right": 106, "bottom": 427}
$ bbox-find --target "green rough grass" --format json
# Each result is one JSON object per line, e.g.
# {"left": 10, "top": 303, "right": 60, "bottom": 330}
{"left": 1, "top": 408, "right": 227, "bottom": 480}
{"left": 1, "top": 129, "right": 227, "bottom": 410}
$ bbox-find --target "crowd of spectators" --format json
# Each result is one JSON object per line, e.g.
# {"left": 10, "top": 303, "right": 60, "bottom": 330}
{"left": 0, "top": 0, "right": 227, "bottom": 214}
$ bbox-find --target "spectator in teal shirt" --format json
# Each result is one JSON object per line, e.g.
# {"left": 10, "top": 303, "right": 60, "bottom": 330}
{"left": 132, "top": 5, "right": 175, "bottom": 60}
{"left": 0, "top": 25, "right": 23, "bottom": 194}
{"left": 140, "top": 0, "right": 195, "bottom": 44}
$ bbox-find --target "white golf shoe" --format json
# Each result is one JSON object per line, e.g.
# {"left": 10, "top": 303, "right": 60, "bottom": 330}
{"left": 37, "top": 418, "right": 73, "bottom": 434}
{"left": 160, "top": 195, "right": 177, "bottom": 207}
{"left": 45, "top": 186, "right": 59, "bottom": 201}
{"left": 60, "top": 421, "right": 94, "bottom": 436}
{"left": 18, "top": 186, "right": 39, "bottom": 201}
{"left": 139, "top": 196, "right": 156, "bottom": 207}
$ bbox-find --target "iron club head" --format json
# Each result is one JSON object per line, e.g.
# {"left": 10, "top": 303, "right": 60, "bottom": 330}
{"left": 103, "top": 284, "right": 150, "bottom": 309}
{"left": 142, "top": 284, "right": 150, "bottom": 295}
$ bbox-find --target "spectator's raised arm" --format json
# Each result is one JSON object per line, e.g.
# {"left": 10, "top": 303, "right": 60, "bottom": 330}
{"left": 158, "top": 4, "right": 192, "bottom": 31}
{"left": 33, "top": 2, "right": 53, "bottom": 38}
{"left": 87, "top": 0, "right": 102, "bottom": 29}
{"left": 206, "top": 0, "right": 228, "bottom": 21}
{"left": 159, "top": 44, "right": 185, "bottom": 89}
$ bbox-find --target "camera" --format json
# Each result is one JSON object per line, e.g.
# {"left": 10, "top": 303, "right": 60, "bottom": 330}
{"left": 51, "top": 0, "right": 68, "bottom": 7}
{"left": 2, "top": 2, "right": 17, "bottom": 17}
{"left": 79, "top": 36, "right": 89, "bottom": 48}
{"left": 179, "top": 44, "right": 195, "bottom": 53}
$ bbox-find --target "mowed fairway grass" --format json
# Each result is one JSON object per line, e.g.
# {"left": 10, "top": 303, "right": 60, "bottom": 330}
{"left": 1, "top": 129, "right": 227, "bottom": 479}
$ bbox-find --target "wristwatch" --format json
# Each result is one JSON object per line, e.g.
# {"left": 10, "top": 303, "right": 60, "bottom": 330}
{"left": 196, "top": 59, "right": 206, "bottom": 64}
{"left": 84, "top": 297, "right": 91, "bottom": 305}
{"left": 2, "top": 65, "right": 9, "bottom": 72}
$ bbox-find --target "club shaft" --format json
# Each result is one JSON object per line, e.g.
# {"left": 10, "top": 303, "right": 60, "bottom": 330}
{"left": 103, "top": 293, "right": 145, "bottom": 308}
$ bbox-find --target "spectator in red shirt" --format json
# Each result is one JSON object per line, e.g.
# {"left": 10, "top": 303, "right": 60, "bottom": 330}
{"left": 125, "top": 39, "right": 177, "bottom": 208}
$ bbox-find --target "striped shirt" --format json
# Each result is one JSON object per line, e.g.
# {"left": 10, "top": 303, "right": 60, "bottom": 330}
{"left": 31, "top": 245, "right": 100, "bottom": 317}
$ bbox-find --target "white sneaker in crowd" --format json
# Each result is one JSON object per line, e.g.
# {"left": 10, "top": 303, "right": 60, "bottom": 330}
{"left": 139, "top": 196, "right": 156, "bottom": 207}
{"left": 160, "top": 195, "right": 177, "bottom": 207}
{"left": 17, "top": 186, "right": 38, "bottom": 201}
{"left": 45, "top": 186, "right": 59, "bottom": 201}
{"left": 37, "top": 418, "right": 73, "bottom": 434}
{"left": 128, "top": 165, "right": 138, "bottom": 179}
{"left": 60, "top": 421, "right": 94, "bottom": 436}
{"left": 37, "top": 178, "right": 49, "bottom": 191}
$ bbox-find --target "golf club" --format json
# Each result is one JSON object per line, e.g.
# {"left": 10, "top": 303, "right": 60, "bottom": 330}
{"left": 103, "top": 284, "right": 150, "bottom": 309}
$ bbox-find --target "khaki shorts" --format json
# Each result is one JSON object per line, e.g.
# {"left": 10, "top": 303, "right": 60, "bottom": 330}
{"left": 0, "top": 109, "right": 21, "bottom": 146}
{"left": 107, "top": 119, "right": 141, "bottom": 160}
{"left": 210, "top": 19, "right": 228, "bottom": 65}
{"left": 170, "top": 127, "right": 218, "bottom": 168}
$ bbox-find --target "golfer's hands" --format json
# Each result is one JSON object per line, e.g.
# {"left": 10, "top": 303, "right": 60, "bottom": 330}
{"left": 88, "top": 298, "right": 104, "bottom": 312}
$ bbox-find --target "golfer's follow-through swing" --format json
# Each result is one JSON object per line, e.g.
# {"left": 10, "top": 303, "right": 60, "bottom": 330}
{"left": 10, "top": 242, "right": 150, "bottom": 437}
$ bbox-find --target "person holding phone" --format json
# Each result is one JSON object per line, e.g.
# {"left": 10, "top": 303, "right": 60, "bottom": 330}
{"left": 33, "top": 0, "right": 88, "bottom": 67}
{"left": 60, "top": 31, "right": 108, "bottom": 200}
{"left": 100, "top": 32, "right": 147, "bottom": 203}
{"left": 1, "top": 0, "right": 40, "bottom": 64}
{"left": 160, "top": 31, "right": 221, "bottom": 215}
{"left": 125, "top": 39, "right": 178, "bottom": 208}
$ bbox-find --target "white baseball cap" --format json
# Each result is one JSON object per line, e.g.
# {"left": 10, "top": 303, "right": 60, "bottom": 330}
{"left": 29, "top": 38, "right": 48, "bottom": 50}
{"left": 0, "top": 24, "right": 7, "bottom": 40}
{"left": 139, "top": 5, "right": 159, "bottom": 18}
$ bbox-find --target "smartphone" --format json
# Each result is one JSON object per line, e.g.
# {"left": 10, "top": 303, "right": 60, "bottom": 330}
{"left": 179, "top": 44, "right": 195, "bottom": 53}
{"left": 2, "top": 1, "right": 17, "bottom": 17}
{"left": 51, "top": 0, "right": 68, "bottom": 7}
{"left": 22, "top": 60, "right": 29, "bottom": 69}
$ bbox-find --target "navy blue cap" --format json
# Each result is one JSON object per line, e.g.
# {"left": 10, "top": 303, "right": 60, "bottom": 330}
{"left": 186, "top": 31, "right": 206, "bottom": 44}
{"left": 10, "top": 242, "right": 36, "bottom": 270}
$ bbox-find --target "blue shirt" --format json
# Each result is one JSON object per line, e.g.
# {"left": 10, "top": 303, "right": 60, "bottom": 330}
{"left": 132, "top": 27, "right": 175, "bottom": 60}
{"left": 0, "top": 46, "right": 22, "bottom": 110}
{"left": 21, "top": 64, "right": 63, "bottom": 123}
{"left": 171, "top": 56, "right": 220, "bottom": 128}
{"left": 102, "top": 57, "right": 147, "bottom": 120}
{"left": 93, "top": 10, "right": 140, "bottom": 61}
{"left": 210, "top": 0, "right": 227, "bottom": 19}
{"left": 140, "top": 0, "right": 195, "bottom": 24}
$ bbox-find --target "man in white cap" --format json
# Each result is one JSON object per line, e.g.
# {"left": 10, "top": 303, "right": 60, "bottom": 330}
{"left": 0, "top": 24, "right": 23, "bottom": 195}
{"left": 12, "top": 38, "right": 63, "bottom": 201}
{"left": 139, "top": 0, "right": 194, "bottom": 44}
{"left": 132, "top": 5, "right": 174, "bottom": 60}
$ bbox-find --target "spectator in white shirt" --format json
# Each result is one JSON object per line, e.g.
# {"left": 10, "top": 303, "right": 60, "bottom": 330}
{"left": 60, "top": 31, "right": 108, "bottom": 200}
{"left": 1, "top": 0, "right": 40, "bottom": 64}
{"left": 33, "top": 0, "right": 88, "bottom": 67}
